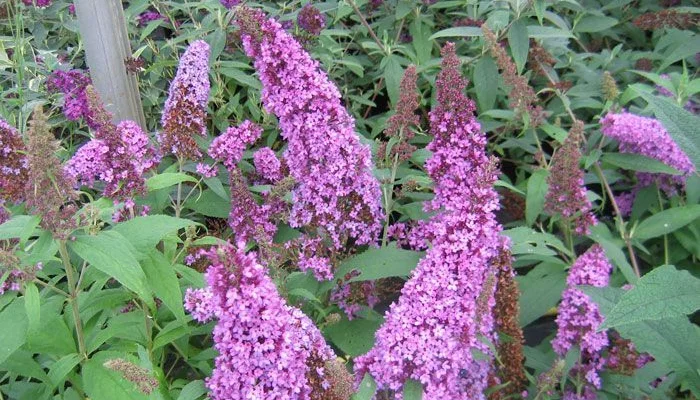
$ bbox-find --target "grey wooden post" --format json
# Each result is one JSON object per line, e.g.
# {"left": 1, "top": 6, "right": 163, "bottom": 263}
{"left": 74, "top": 0, "right": 146, "bottom": 128}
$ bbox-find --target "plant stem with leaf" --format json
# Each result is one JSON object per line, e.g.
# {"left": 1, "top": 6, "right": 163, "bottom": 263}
{"left": 58, "top": 240, "right": 87, "bottom": 360}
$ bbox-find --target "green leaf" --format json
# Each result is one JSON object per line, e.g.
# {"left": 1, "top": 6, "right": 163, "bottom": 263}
{"left": 473, "top": 56, "right": 499, "bottom": 112}
{"left": 1, "top": 350, "right": 50, "bottom": 384}
{"left": 324, "top": 317, "right": 382, "bottom": 357}
{"left": 0, "top": 215, "right": 40, "bottom": 241}
{"left": 517, "top": 263, "right": 567, "bottom": 326}
{"left": 600, "top": 238, "right": 638, "bottom": 283}
{"left": 583, "top": 286, "right": 700, "bottom": 394}
{"left": 24, "top": 282, "right": 40, "bottom": 335}
{"left": 332, "top": 245, "right": 424, "bottom": 283}
{"left": 83, "top": 351, "right": 152, "bottom": 400}
{"left": 69, "top": 231, "right": 152, "bottom": 308}
{"left": 146, "top": 172, "right": 198, "bottom": 191}
{"left": 526, "top": 169, "right": 549, "bottom": 226}
{"left": 526, "top": 25, "right": 573, "bottom": 39}
{"left": 184, "top": 189, "right": 230, "bottom": 218}
{"left": 636, "top": 89, "right": 700, "bottom": 170}
{"left": 615, "top": 317, "right": 700, "bottom": 395}
{"left": 219, "top": 67, "right": 262, "bottom": 90}
{"left": 574, "top": 15, "right": 618, "bottom": 33}
{"left": 659, "top": 37, "right": 700, "bottom": 71}
{"left": 352, "top": 374, "right": 378, "bottom": 400}
{"left": 206, "top": 30, "right": 225, "bottom": 64}
{"left": 384, "top": 56, "right": 404, "bottom": 106}
{"left": 429, "top": 26, "right": 482, "bottom": 40}
{"left": 142, "top": 250, "right": 185, "bottom": 321}
{"left": 410, "top": 17, "right": 432, "bottom": 64}
{"left": 176, "top": 380, "right": 207, "bottom": 400}
{"left": 48, "top": 353, "right": 82, "bottom": 388}
{"left": 601, "top": 153, "right": 682, "bottom": 175}
{"left": 634, "top": 204, "right": 700, "bottom": 241}
{"left": 508, "top": 20, "right": 529, "bottom": 74}
{"left": 153, "top": 320, "right": 191, "bottom": 351}
{"left": 27, "top": 296, "right": 76, "bottom": 356}
{"left": 0, "top": 298, "right": 28, "bottom": 364}
{"left": 111, "top": 215, "right": 196, "bottom": 255}
{"left": 504, "top": 227, "right": 571, "bottom": 257}
{"left": 403, "top": 379, "right": 424, "bottom": 400}
{"left": 601, "top": 265, "right": 700, "bottom": 328}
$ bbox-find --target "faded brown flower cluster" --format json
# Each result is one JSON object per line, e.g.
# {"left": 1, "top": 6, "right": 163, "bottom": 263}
{"left": 483, "top": 25, "right": 544, "bottom": 127}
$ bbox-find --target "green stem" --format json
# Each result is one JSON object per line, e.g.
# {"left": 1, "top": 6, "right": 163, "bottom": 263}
{"left": 174, "top": 157, "right": 184, "bottom": 218}
{"left": 381, "top": 152, "right": 401, "bottom": 247}
{"left": 58, "top": 240, "right": 87, "bottom": 361}
{"left": 33, "top": 278, "right": 69, "bottom": 297}
{"left": 657, "top": 188, "right": 669, "bottom": 265}
{"left": 592, "top": 164, "right": 641, "bottom": 278}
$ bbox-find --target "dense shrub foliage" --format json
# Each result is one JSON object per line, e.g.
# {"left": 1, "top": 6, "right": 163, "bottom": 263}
{"left": 0, "top": 0, "right": 699, "bottom": 399}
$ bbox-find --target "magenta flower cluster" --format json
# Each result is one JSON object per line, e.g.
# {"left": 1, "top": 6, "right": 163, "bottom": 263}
{"left": 239, "top": 12, "right": 383, "bottom": 250}
{"left": 184, "top": 242, "right": 335, "bottom": 399}
{"left": 46, "top": 70, "right": 98, "bottom": 129}
{"left": 253, "top": 147, "right": 282, "bottom": 182}
{"left": 553, "top": 244, "right": 612, "bottom": 391}
{"left": 22, "top": 0, "right": 52, "bottom": 7}
{"left": 136, "top": 10, "right": 164, "bottom": 27}
{"left": 354, "top": 43, "right": 503, "bottom": 399}
{"left": 219, "top": 0, "right": 240, "bottom": 9}
{"left": 207, "top": 120, "right": 278, "bottom": 243}
{"left": 208, "top": 120, "right": 261, "bottom": 170}
{"left": 601, "top": 111, "right": 695, "bottom": 194}
{"left": 66, "top": 120, "right": 159, "bottom": 200}
{"left": 159, "top": 40, "right": 211, "bottom": 159}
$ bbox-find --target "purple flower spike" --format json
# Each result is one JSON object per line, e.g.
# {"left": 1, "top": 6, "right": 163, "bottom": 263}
{"left": 553, "top": 244, "right": 613, "bottom": 391}
{"left": 238, "top": 10, "right": 382, "bottom": 250}
{"left": 159, "top": 40, "right": 211, "bottom": 160}
{"left": 353, "top": 43, "right": 505, "bottom": 399}
{"left": 601, "top": 111, "right": 695, "bottom": 194}
{"left": 184, "top": 242, "right": 336, "bottom": 399}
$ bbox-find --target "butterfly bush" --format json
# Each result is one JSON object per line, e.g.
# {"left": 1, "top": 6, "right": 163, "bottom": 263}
{"left": 545, "top": 120, "right": 597, "bottom": 234}
{"left": 184, "top": 242, "right": 336, "bottom": 399}
{"left": 237, "top": 9, "right": 383, "bottom": 255}
{"left": 297, "top": 4, "right": 326, "bottom": 36}
{"left": 379, "top": 66, "right": 419, "bottom": 163}
{"left": 65, "top": 88, "right": 159, "bottom": 201}
{"left": 353, "top": 43, "right": 503, "bottom": 399}
{"left": 22, "top": 0, "right": 52, "bottom": 7}
{"left": 0, "top": 118, "right": 28, "bottom": 208}
{"left": 207, "top": 120, "right": 277, "bottom": 244}
{"left": 220, "top": 0, "right": 239, "bottom": 9}
{"left": 253, "top": 147, "right": 283, "bottom": 182}
{"left": 600, "top": 112, "right": 695, "bottom": 195}
{"left": 208, "top": 120, "right": 261, "bottom": 170}
{"left": 159, "top": 40, "right": 211, "bottom": 159}
{"left": 553, "top": 244, "right": 612, "bottom": 394}
{"left": 24, "top": 107, "right": 77, "bottom": 238}
{"left": 46, "top": 69, "right": 97, "bottom": 129}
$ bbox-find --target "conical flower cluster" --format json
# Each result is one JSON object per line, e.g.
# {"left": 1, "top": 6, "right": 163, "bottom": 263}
{"left": 184, "top": 242, "right": 337, "bottom": 399}
{"left": 237, "top": 9, "right": 382, "bottom": 253}
{"left": 553, "top": 244, "right": 612, "bottom": 393}
{"left": 159, "top": 40, "right": 211, "bottom": 159}
{"left": 353, "top": 43, "right": 504, "bottom": 399}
